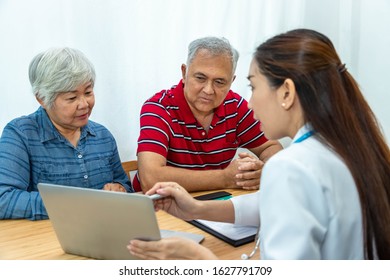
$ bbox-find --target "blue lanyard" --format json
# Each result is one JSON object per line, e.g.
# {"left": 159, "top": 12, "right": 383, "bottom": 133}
{"left": 293, "top": 130, "right": 314, "bottom": 143}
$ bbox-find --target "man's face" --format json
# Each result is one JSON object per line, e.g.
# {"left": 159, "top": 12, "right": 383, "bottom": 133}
{"left": 181, "top": 49, "right": 235, "bottom": 118}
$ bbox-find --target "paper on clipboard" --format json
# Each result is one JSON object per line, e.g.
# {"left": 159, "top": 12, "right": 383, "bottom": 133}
{"left": 188, "top": 219, "right": 257, "bottom": 246}
{"left": 195, "top": 219, "right": 258, "bottom": 240}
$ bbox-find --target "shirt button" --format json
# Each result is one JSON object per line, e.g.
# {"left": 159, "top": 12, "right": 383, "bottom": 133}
{"left": 78, "top": 154, "right": 83, "bottom": 159}
{"left": 84, "top": 175, "right": 88, "bottom": 179}
{"left": 202, "top": 132, "right": 206, "bottom": 136}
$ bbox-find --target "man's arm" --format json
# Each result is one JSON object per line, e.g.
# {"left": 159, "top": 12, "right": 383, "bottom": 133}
{"left": 138, "top": 140, "right": 283, "bottom": 193}
{"left": 249, "top": 140, "right": 283, "bottom": 162}
{"left": 138, "top": 151, "right": 240, "bottom": 192}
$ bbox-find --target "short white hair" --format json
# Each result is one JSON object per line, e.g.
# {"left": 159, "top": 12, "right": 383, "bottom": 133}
{"left": 29, "top": 47, "right": 95, "bottom": 108}
{"left": 186, "top": 36, "right": 239, "bottom": 73}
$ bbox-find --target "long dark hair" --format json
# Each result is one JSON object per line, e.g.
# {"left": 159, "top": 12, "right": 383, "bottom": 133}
{"left": 254, "top": 28, "right": 390, "bottom": 259}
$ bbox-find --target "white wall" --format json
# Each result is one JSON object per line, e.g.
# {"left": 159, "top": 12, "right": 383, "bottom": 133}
{"left": 1, "top": 0, "right": 389, "bottom": 162}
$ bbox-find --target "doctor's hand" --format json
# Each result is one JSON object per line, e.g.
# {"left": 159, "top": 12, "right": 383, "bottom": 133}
{"left": 127, "top": 237, "right": 217, "bottom": 260}
{"left": 146, "top": 182, "right": 201, "bottom": 221}
{"left": 235, "top": 152, "right": 263, "bottom": 190}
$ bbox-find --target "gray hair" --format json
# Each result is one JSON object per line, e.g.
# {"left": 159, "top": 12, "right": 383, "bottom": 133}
{"left": 186, "top": 36, "right": 239, "bottom": 73}
{"left": 29, "top": 47, "right": 96, "bottom": 108}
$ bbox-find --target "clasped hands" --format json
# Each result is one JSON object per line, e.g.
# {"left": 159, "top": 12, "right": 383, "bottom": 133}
{"left": 226, "top": 152, "right": 264, "bottom": 190}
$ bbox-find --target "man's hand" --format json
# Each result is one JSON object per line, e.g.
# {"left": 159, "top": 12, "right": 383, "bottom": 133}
{"left": 224, "top": 152, "right": 264, "bottom": 190}
{"left": 236, "top": 152, "right": 264, "bottom": 190}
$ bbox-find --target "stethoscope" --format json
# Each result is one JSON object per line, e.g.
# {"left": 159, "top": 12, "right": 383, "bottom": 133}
{"left": 241, "top": 228, "right": 260, "bottom": 260}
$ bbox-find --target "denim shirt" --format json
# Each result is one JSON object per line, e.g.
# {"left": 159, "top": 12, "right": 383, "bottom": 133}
{"left": 0, "top": 107, "right": 133, "bottom": 220}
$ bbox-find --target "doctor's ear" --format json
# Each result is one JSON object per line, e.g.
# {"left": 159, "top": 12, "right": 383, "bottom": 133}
{"left": 278, "top": 79, "right": 297, "bottom": 110}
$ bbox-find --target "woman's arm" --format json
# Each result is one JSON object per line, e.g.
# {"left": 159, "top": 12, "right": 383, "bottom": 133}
{"left": 0, "top": 123, "right": 47, "bottom": 220}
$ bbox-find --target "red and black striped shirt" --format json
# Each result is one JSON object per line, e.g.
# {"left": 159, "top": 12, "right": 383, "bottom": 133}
{"left": 133, "top": 80, "right": 267, "bottom": 190}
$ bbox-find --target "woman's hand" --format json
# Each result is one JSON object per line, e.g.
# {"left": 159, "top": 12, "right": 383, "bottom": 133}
{"left": 146, "top": 182, "right": 201, "bottom": 221}
{"left": 127, "top": 237, "right": 217, "bottom": 260}
{"left": 103, "top": 183, "right": 126, "bottom": 192}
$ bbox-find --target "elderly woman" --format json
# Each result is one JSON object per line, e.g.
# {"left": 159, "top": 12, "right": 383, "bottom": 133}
{"left": 0, "top": 47, "right": 133, "bottom": 220}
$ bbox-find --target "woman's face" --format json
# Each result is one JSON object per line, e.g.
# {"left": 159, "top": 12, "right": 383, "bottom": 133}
{"left": 44, "top": 82, "right": 95, "bottom": 133}
{"left": 247, "top": 59, "right": 285, "bottom": 140}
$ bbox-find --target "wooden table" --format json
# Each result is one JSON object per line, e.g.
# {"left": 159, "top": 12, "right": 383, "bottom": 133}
{"left": 0, "top": 189, "right": 258, "bottom": 260}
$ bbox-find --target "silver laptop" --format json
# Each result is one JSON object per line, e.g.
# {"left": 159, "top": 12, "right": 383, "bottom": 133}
{"left": 38, "top": 183, "right": 204, "bottom": 260}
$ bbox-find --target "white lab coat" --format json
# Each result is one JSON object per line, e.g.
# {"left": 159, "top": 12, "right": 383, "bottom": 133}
{"left": 231, "top": 125, "right": 364, "bottom": 259}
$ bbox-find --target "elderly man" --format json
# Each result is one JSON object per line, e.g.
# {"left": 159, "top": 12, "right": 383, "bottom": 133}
{"left": 134, "top": 37, "right": 282, "bottom": 192}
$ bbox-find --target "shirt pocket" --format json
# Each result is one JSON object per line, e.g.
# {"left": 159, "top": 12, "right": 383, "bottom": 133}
{"left": 85, "top": 154, "right": 114, "bottom": 186}
{"left": 38, "top": 164, "right": 70, "bottom": 186}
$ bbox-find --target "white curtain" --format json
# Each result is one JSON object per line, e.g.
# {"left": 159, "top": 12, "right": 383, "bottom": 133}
{"left": 1, "top": 0, "right": 389, "bottom": 161}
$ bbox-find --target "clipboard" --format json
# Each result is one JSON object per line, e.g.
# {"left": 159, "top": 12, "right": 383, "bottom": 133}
{"left": 188, "top": 219, "right": 257, "bottom": 247}
{"left": 188, "top": 191, "right": 257, "bottom": 247}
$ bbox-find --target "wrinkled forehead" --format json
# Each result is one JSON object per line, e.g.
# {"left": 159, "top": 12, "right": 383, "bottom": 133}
{"left": 189, "top": 50, "right": 234, "bottom": 75}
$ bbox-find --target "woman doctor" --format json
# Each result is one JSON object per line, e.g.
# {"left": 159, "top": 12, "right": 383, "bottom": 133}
{"left": 127, "top": 29, "right": 390, "bottom": 260}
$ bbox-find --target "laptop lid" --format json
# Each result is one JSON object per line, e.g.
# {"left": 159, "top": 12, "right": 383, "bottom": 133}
{"left": 38, "top": 183, "right": 200, "bottom": 260}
